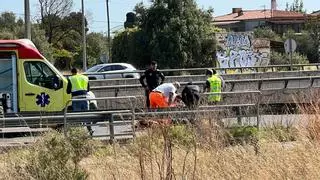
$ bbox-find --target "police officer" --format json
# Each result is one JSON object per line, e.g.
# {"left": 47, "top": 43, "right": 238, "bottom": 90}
{"left": 67, "top": 67, "right": 90, "bottom": 111}
{"left": 139, "top": 61, "right": 165, "bottom": 109}
{"left": 204, "top": 69, "right": 224, "bottom": 104}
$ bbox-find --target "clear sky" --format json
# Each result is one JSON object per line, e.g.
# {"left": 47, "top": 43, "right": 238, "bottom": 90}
{"left": 0, "top": 0, "right": 318, "bottom": 33}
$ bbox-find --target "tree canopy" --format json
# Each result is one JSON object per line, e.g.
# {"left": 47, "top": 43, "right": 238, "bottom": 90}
{"left": 286, "top": 0, "right": 305, "bottom": 13}
{"left": 112, "top": 0, "right": 216, "bottom": 69}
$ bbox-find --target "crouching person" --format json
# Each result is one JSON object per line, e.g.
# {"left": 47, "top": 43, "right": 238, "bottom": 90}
{"left": 181, "top": 82, "right": 200, "bottom": 109}
{"left": 149, "top": 82, "right": 180, "bottom": 109}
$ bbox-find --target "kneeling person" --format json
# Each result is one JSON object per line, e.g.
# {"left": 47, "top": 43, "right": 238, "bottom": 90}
{"left": 181, "top": 82, "right": 200, "bottom": 109}
{"left": 149, "top": 82, "right": 180, "bottom": 109}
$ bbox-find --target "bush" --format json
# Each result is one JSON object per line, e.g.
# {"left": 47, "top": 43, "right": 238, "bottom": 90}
{"left": 270, "top": 51, "right": 308, "bottom": 65}
{"left": 227, "top": 126, "right": 258, "bottom": 145}
{"left": 260, "top": 126, "right": 299, "bottom": 142}
{"left": 8, "top": 128, "right": 93, "bottom": 180}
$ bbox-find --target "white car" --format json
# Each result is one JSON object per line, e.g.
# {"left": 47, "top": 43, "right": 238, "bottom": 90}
{"left": 85, "top": 63, "right": 140, "bottom": 80}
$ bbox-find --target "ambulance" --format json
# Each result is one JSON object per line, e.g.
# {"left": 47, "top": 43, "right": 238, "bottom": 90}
{"left": 0, "top": 39, "right": 71, "bottom": 114}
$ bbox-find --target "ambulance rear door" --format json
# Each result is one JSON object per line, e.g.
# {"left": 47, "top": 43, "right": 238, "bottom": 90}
{"left": 0, "top": 51, "right": 18, "bottom": 113}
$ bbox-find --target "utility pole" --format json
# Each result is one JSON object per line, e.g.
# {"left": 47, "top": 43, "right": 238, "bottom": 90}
{"left": 106, "top": 0, "right": 111, "bottom": 62}
{"left": 81, "top": 0, "right": 87, "bottom": 71}
{"left": 24, "top": 0, "right": 31, "bottom": 39}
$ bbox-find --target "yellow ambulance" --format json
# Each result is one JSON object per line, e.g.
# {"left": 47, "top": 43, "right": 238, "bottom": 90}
{"left": 0, "top": 39, "right": 71, "bottom": 113}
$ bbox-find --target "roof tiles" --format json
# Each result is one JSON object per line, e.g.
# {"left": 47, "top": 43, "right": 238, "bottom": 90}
{"left": 214, "top": 10, "right": 305, "bottom": 22}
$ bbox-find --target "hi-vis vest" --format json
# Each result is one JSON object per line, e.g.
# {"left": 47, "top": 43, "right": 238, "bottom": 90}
{"left": 69, "top": 74, "right": 89, "bottom": 92}
{"left": 207, "top": 75, "right": 222, "bottom": 102}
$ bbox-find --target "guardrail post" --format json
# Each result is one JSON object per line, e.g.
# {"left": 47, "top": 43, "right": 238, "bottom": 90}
{"left": 230, "top": 82, "right": 235, "bottom": 92}
{"left": 311, "top": 78, "right": 315, "bottom": 87}
{"left": 115, "top": 88, "right": 119, "bottom": 97}
{"left": 258, "top": 80, "right": 262, "bottom": 90}
{"left": 109, "top": 114, "right": 115, "bottom": 143}
{"left": 63, "top": 103, "right": 69, "bottom": 136}
{"left": 284, "top": 80, "right": 289, "bottom": 89}
{"left": 236, "top": 107, "right": 242, "bottom": 126}
{"left": 131, "top": 98, "right": 136, "bottom": 138}
{"left": 256, "top": 95, "right": 261, "bottom": 130}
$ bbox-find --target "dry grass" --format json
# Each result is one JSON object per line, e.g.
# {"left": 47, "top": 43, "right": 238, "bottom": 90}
{"left": 80, "top": 126, "right": 320, "bottom": 180}
{"left": 3, "top": 105, "right": 320, "bottom": 179}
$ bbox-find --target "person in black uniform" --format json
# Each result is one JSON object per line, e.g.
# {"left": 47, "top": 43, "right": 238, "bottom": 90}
{"left": 181, "top": 82, "right": 200, "bottom": 109}
{"left": 139, "top": 61, "right": 165, "bottom": 109}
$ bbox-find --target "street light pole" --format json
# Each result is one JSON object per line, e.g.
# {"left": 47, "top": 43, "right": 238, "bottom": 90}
{"left": 105, "top": 0, "right": 111, "bottom": 63}
{"left": 81, "top": 0, "right": 87, "bottom": 71}
{"left": 24, "top": 0, "right": 31, "bottom": 39}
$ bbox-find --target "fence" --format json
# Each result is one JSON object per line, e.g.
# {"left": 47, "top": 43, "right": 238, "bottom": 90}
{"left": 90, "top": 75, "right": 320, "bottom": 97}
{"left": 82, "top": 63, "right": 320, "bottom": 78}
{"left": 0, "top": 90, "right": 264, "bottom": 142}
{"left": 63, "top": 96, "right": 138, "bottom": 136}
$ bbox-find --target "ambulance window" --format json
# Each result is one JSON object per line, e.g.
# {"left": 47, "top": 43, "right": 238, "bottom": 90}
{"left": 24, "top": 61, "right": 56, "bottom": 89}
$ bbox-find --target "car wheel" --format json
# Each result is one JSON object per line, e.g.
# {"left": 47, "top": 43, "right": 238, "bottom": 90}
{"left": 90, "top": 102, "right": 98, "bottom": 110}
{"left": 124, "top": 75, "right": 134, "bottom": 78}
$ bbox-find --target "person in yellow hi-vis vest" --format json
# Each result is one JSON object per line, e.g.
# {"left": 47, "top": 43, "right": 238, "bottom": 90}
{"left": 67, "top": 67, "right": 90, "bottom": 111}
{"left": 67, "top": 68, "right": 93, "bottom": 135}
{"left": 204, "top": 69, "right": 224, "bottom": 104}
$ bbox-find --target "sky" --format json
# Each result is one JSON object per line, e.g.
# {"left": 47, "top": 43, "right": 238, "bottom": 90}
{"left": 0, "top": 0, "right": 318, "bottom": 33}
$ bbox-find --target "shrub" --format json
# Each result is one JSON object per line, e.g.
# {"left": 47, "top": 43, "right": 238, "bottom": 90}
{"left": 270, "top": 51, "right": 308, "bottom": 65}
{"left": 227, "top": 126, "right": 258, "bottom": 145}
{"left": 8, "top": 128, "right": 93, "bottom": 180}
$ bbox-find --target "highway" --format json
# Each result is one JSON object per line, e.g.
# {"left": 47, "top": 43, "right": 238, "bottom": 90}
{"left": 1, "top": 67, "right": 320, "bottom": 146}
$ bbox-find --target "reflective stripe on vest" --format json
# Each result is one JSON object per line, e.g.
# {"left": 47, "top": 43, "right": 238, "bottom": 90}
{"left": 69, "top": 74, "right": 89, "bottom": 92}
{"left": 207, "top": 75, "right": 222, "bottom": 102}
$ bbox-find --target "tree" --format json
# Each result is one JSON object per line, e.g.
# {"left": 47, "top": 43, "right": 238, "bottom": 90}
{"left": 31, "top": 25, "right": 54, "bottom": 63}
{"left": 285, "top": 0, "right": 305, "bottom": 13}
{"left": 305, "top": 16, "right": 320, "bottom": 62}
{"left": 86, "top": 32, "right": 108, "bottom": 66}
{"left": 38, "top": 0, "right": 73, "bottom": 43}
{"left": 112, "top": 0, "right": 217, "bottom": 69}
{"left": 112, "top": 28, "right": 148, "bottom": 68}
{"left": 0, "top": 12, "right": 24, "bottom": 38}
{"left": 0, "top": 31, "right": 15, "bottom": 39}
{"left": 253, "top": 27, "right": 281, "bottom": 41}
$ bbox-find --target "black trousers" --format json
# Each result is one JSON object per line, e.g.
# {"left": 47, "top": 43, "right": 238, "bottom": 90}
{"left": 182, "top": 92, "right": 200, "bottom": 109}
{"left": 145, "top": 89, "right": 151, "bottom": 108}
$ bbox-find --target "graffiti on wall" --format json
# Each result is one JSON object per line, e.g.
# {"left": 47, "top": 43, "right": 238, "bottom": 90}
{"left": 216, "top": 33, "right": 270, "bottom": 69}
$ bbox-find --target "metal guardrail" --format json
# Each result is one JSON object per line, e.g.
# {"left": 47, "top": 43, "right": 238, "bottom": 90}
{"left": 109, "top": 90, "right": 262, "bottom": 142}
{"left": 82, "top": 63, "right": 320, "bottom": 77}
{"left": 90, "top": 76, "right": 320, "bottom": 95}
{"left": 0, "top": 91, "right": 263, "bottom": 141}
{"left": 63, "top": 96, "right": 138, "bottom": 136}
{"left": 203, "top": 91, "right": 262, "bottom": 128}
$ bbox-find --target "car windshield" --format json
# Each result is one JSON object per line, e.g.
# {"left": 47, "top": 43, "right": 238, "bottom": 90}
{"left": 86, "top": 65, "right": 104, "bottom": 72}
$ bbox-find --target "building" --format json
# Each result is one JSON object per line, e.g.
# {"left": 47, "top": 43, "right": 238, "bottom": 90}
{"left": 311, "top": 10, "right": 320, "bottom": 15}
{"left": 213, "top": 0, "right": 307, "bottom": 34}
